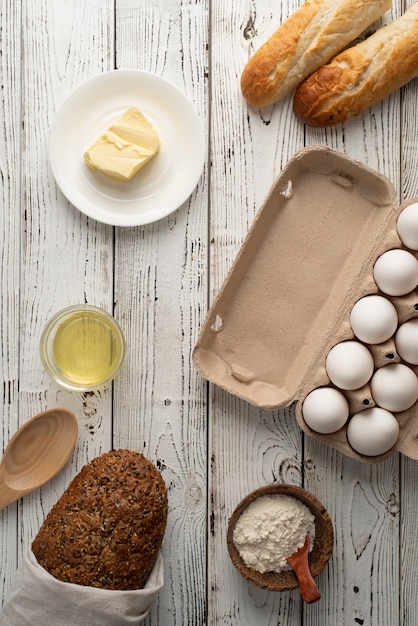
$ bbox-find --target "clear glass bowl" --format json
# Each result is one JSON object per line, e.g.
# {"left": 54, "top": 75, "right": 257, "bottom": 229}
{"left": 39, "top": 304, "right": 126, "bottom": 391}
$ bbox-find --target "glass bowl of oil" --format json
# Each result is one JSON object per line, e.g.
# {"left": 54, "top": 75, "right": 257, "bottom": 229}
{"left": 40, "top": 304, "right": 126, "bottom": 391}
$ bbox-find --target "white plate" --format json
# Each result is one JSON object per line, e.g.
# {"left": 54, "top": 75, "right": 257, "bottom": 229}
{"left": 49, "top": 70, "right": 205, "bottom": 226}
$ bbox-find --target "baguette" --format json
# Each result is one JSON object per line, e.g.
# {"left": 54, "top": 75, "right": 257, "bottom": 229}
{"left": 293, "top": 3, "right": 418, "bottom": 127}
{"left": 32, "top": 449, "right": 168, "bottom": 591}
{"left": 240, "top": 0, "right": 392, "bottom": 107}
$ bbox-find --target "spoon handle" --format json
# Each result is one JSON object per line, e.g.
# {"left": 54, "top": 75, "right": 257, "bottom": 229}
{"left": 287, "top": 535, "right": 321, "bottom": 603}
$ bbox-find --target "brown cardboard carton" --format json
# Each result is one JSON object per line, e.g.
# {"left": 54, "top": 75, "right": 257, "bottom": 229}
{"left": 193, "top": 145, "right": 418, "bottom": 463}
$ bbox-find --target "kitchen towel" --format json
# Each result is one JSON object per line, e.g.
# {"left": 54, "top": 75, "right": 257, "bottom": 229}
{"left": 1, "top": 549, "right": 164, "bottom": 626}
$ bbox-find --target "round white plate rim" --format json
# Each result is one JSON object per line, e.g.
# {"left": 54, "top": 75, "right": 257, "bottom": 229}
{"left": 49, "top": 69, "right": 205, "bottom": 227}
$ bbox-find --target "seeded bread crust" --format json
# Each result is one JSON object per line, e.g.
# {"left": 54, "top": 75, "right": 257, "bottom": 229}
{"left": 32, "top": 449, "right": 168, "bottom": 590}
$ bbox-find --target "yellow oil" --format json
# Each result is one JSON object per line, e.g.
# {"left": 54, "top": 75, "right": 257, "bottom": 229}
{"left": 52, "top": 310, "right": 124, "bottom": 387}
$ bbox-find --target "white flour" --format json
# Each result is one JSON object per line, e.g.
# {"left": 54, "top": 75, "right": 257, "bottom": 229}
{"left": 233, "top": 494, "right": 315, "bottom": 573}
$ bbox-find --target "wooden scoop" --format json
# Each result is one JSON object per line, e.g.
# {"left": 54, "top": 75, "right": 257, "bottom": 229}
{"left": 286, "top": 535, "right": 321, "bottom": 603}
{"left": 0, "top": 408, "right": 78, "bottom": 510}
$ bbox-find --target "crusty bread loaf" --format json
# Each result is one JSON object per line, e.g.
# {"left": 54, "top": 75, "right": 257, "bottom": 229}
{"left": 240, "top": 0, "right": 392, "bottom": 107}
{"left": 293, "top": 3, "right": 418, "bottom": 127}
{"left": 32, "top": 449, "right": 168, "bottom": 590}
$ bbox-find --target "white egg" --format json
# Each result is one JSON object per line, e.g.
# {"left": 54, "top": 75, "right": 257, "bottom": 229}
{"left": 302, "top": 387, "right": 350, "bottom": 434}
{"left": 325, "top": 341, "right": 374, "bottom": 390}
{"left": 349, "top": 294, "right": 398, "bottom": 344}
{"left": 396, "top": 202, "right": 418, "bottom": 250}
{"left": 395, "top": 318, "right": 418, "bottom": 364}
{"left": 373, "top": 249, "right": 418, "bottom": 296}
{"left": 370, "top": 363, "right": 418, "bottom": 412}
{"left": 347, "top": 407, "right": 399, "bottom": 456}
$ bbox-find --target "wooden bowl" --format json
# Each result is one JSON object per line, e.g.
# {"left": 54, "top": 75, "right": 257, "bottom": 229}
{"left": 227, "top": 484, "right": 334, "bottom": 592}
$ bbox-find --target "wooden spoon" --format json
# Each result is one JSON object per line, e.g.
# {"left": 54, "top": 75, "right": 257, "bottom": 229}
{"left": 0, "top": 408, "right": 78, "bottom": 510}
{"left": 286, "top": 535, "right": 321, "bottom": 603}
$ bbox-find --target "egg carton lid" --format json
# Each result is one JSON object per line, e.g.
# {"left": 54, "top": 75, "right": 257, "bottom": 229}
{"left": 191, "top": 145, "right": 418, "bottom": 463}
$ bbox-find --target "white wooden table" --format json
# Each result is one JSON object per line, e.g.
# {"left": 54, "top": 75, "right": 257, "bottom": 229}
{"left": 1, "top": 1, "right": 418, "bottom": 624}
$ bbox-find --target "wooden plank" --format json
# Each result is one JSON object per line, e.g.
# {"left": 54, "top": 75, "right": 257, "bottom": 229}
{"left": 301, "top": 1, "right": 406, "bottom": 621}
{"left": 209, "top": 0, "right": 305, "bottom": 623}
{"left": 113, "top": 1, "right": 209, "bottom": 624}
{"left": 301, "top": 2, "right": 403, "bottom": 623}
{"left": 399, "top": 3, "right": 418, "bottom": 625}
{"left": 17, "top": 0, "right": 115, "bottom": 561}
{"left": 0, "top": 0, "right": 22, "bottom": 600}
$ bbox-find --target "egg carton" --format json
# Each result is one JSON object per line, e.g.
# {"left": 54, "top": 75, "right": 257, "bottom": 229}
{"left": 193, "top": 145, "right": 418, "bottom": 464}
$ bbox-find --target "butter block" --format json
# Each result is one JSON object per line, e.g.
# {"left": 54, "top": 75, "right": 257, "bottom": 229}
{"left": 83, "top": 106, "right": 160, "bottom": 181}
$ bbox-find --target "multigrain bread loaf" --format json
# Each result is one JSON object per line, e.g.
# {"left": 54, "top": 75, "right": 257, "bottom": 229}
{"left": 293, "top": 3, "right": 418, "bottom": 127}
{"left": 240, "top": 0, "right": 392, "bottom": 107}
{"left": 32, "top": 449, "right": 168, "bottom": 590}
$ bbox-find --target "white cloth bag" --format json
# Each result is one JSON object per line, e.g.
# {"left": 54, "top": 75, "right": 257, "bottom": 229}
{"left": 1, "top": 550, "right": 164, "bottom": 626}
